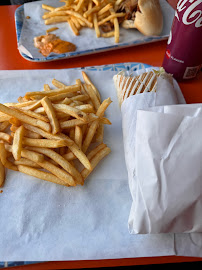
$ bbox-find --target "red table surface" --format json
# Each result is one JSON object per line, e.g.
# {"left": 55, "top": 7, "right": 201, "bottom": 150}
{"left": 0, "top": 4, "right": 202, "bottom": 270}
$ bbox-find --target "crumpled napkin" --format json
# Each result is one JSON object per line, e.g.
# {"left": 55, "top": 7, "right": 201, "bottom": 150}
{"left": 130, "top": 104, "right": 202, "bottom": 233}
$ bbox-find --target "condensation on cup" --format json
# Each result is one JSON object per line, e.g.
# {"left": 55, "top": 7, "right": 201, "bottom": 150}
{"left": 162, "top": 0, "right": 202, "bottom": 80}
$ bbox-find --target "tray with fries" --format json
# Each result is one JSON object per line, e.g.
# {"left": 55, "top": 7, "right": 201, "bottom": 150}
{"left": 15, "top": 0, "right": 174, "bottom": 62}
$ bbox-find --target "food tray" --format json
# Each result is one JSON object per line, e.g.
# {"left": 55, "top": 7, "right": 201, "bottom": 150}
{"left": 15, "top": 1, "right": 173, "bottom": 62}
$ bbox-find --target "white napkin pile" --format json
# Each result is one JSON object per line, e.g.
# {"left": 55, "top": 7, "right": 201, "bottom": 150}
{"left": 120, "top": 69, "right": 202, "bottom": 234}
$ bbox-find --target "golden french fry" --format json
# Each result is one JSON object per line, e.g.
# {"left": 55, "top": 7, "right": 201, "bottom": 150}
{"left": 5, "top": 144, "right": 44, "bottom": 164}
{"left": 68, "top": 18, "right": 80, "bottom": 36}
{"left": 71, "top": 94, "right": 89, "bottom": 102}
{"left": 83, "top": 4, "right": 101, "bottom": 18}
{"left": 0, "top": 115, "right": 11, "bottom": 122}
{"left": 0, "top": 104, "right": 51, "bottom": 132}
{"left": 82, "top": 120, "right": 99, "bottom": 153}
{"left": 42, "top": 4, "right": 55, "bottom": 11}
{"left": 82, "top": 71, "right": 101, "bottom": 102}
{"left": 18, "top": 165, "right": 68, "bottom": 186}
{"left": 22, "top": 123, "right": 73, "bottom": 146}
{"left": 75, "top": 125, "right": 82, "bottom": 148}
{"left": 0, "top": 143, "right": 17, "bottom": 171}
{"left": 75, "top": 104, "right": 95, "bottom": 113}
{"left": 26, "top": 146, "right": 83, "bottom": 185}
{"left": 82, "top": 98, "right": 112, "bottom": 152}
{"left": 101, "top": 31, "right": 114, "bottom": 38}
{"left": 60, "top": 97, "right": 72, "bottom": 105}
{"left": 14, "top": 107, "right": 49, "bottom": 122}
{"left": 83, "top": 84, "right": 100, "bottom": 110}
{"left": 81, "top": 146, "right": 111, "bottom": 180}
{"left": 93, "top": 13, "right": 100, "bottom": 38}
{"left": 69, "top": 127, "right": 75, "bottom": 141}
{"left": 98, "top": 4, "right": 112, "bottom": 15}
{"left": 110, "top": 8, "right": 119, "bottom": 43}
{"left": 46, "top": 27, "right": 59, "bottom": 33}
{"left": 65, "top": 10, "right": 93, "bottom": 28}
{"left": 24, "top": 131, "right": 42, "bottom": 139}
{"left": 86, "top": 143, "right": 106, "bottom": 160}
{"left": 14, "top": 158, "right": 41, "bottom": 168}
{"left": 95, "top": 123, "right": 104, "bottom": 142}
{"left": 43, "top": 11, "right": 68, "bottom": 19}
{"left": 23, "top": 138, "right": 67, "bottom": 148}
{"left": 52, "top": 79, "right": 67, "bottom": 88}
{"left": 97, "top": 13, "right": 125, "bottom": 26}
{"left": 92, "top": 0, "right": 99, "bottom": 6}
{"left": 4, "top": 100, "right": 36, "bottom": 108}
{"left": 25, "top": 85, "right": 80, "bottom": 99}
{"left": 53, "top": 103, "right": 88, "bottom": 122}
{"left": 0, "top": 143, "right": 7, "bottom": 165}
{"left": 21, "top": 100, "right": 42, "bottom": 111}
{"left": 9, "top": 117, "right": 21, "bottom": 127}
{"left": 0, "top": 160, "right": 5, "bottom": 187}
{"left": 0, "top": 132, "right": 12, "bottom": 144}
{"left": 0, "top": 121, "right": 10, "bottom": 132}
{"left": 69, "top": 143, "right": 92, "bottom": 171}
{"left": 34, "top": 160, "right": 76, "bottom": 186}
{"left": 96, "top": 97, "right": 112, "bottom": 116}
{"left": 99, "top": 117, "right": 111, "bottom": 125}
{"left": 60, "top": 117, "right": 94, "bottom": 129}
{"left": 21, "top": 149, "right": 44, "bottom": 163}
{"left": 63, "top": 151, "right": 76, "bottom": 161}
{"left": 75, "top": 0, "right": 85, "bottom": 11}
{"left": 12, "top": 126, "right": 24, "bottom": 161}
{"left": 71, "top": 16, "right": 81, "bottom": 30}
{"left": 44, "top": 84, "right": 51, "bottom": 91}
{"left": 45, "top": 16, "right": 70, "bottom": 25}
{"left": 11, "top": 125, "right": 42, "bottom": 139}
{"left": 41, "top": 96, "right": 60, "bottom": 134}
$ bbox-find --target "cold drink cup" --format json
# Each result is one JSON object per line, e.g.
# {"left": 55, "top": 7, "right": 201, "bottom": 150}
{"left": 162, "top": 0, "right": 202, "bottom": 80}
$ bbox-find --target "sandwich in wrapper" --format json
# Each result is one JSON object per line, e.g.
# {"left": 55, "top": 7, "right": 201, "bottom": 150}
{"left": 113, "top": 68, "right": 173, "bottom": 106}
{"left": 116, "top": 0, "right": 163, "bottom": 36}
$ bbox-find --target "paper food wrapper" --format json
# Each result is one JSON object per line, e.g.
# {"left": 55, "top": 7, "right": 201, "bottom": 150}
{"left": 18, "top": 0, "right": 174, "bottom": 59}
{"left": 133, "top": 105, "right": 202, "bottom": 234}
{"left": 120, "top": 68, "right": 202, "bottom": 234}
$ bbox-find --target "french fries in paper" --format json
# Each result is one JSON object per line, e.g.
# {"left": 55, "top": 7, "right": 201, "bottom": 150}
{"left": 0, "top": 72, "right": 111, "bottom": 189}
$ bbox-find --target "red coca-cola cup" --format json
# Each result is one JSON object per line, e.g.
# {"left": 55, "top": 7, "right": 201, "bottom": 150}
{"left": 162, "top": 0, "right": 202, "bottom": 80}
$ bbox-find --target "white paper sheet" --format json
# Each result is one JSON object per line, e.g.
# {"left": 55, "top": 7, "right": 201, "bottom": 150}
{"left": 0, "top": 69, "right": 175, "bottom": 261}
{"left": 120, "top": 72, "right": 202, "bottom": 256}
{"left": 18, "top": 0, "right": 174, "bottom": 59}
{"left": 134, "top": 107, "right": 202, "bottom": 233}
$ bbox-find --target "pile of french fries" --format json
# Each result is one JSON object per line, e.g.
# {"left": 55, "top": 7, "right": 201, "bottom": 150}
{"left": 0, "top": 72, "right": 112, "bottom": 189}
{"left": 42, "top": 0, "right": 126, "bottom": 43}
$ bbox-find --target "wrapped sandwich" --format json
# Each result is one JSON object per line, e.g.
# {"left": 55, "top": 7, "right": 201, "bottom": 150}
{"left": 116, "top": 0, "right": 163, "bottom": 36}
{"left": 113, "top": 68, "right": 173, "bottom": 106}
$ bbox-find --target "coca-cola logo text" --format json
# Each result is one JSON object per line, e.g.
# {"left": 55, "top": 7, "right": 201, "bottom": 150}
{"left": 176, "top": 0, "right": 202, "bottom": 27}
{"left": 165, "top": 49, "right": 171, "bottom": 59}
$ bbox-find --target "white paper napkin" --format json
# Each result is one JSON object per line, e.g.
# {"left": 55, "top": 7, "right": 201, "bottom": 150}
{"left": 132, "top": 106, "right": 202, "bottom": 233}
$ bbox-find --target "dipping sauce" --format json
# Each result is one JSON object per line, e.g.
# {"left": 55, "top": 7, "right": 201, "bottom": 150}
{"left": 34, "top": 34, "right": 76, "bottom": 57}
